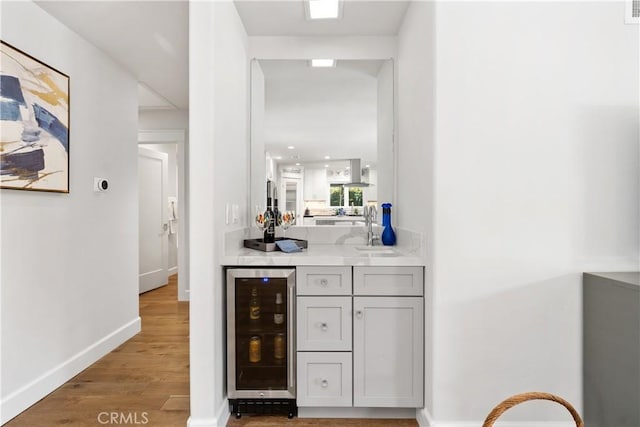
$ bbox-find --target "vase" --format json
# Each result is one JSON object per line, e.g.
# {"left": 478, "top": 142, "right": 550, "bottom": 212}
{"left": 381, "top": 203, "right": 396, "bottom": 246}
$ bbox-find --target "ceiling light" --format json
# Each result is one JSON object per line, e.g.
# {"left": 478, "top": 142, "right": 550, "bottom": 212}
{"left": 365, "top": 164, "right": 370, "bottom": 168}
{"left": 311, "top": 59, "right": 335, "bottom": 68}
{"left": 346, "top": 166, "right": 350, "bottom": 169}
{"left": 287, "top": 145, "right": 295, "bottom": 150}
{"left": 324, "top": 155, "right": 331, "bottom": 159}
{"left": 324, "top": 164, "right": 329, "bottom": 168}
{"left": 274, "top": 156, "right": 282, "bottom": 160}
{"left": 295, "top": 163, "right": 301, "bottom": 166}
{"left": 307, "top": 0, "right": 341, "bottom": 20}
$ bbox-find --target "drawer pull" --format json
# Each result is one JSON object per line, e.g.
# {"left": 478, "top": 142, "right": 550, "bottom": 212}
{"left": 321, "top": 379, "right": 328, "bottom": 388}
{"left": 355, "top": 310, "right": 363, "bottom": 319}
{"left": 320, "top": 322, "right": 328, "bottom": 331}
{"left": 319, "top": 278, "right": 329, "bottom": 286}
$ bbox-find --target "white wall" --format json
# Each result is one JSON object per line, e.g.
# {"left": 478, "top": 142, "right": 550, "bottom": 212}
{"left": 139, "top": 109, "right": 189, "bottom": 130}
{"left": 249, "top": 36, "right": 396, "bottom": 60}
{"left": 396, "top": 1, "right": 436, "bottom": 418}
{"left": 0, "top": 1, "right": 140, "bottom": 423}
{"left": 397, "top": 1, "right": 639, "bottom": 423}
{"left": 143, "top": 143, "right": 178, "bottom": 272}
{"left": 189, "top": 1, "right": 249, "bottom": 426}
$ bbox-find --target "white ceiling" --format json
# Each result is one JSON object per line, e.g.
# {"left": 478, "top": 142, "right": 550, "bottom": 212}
{"left": 34, "top": 1, "right": 407, "bottom": 113}
{"left": 235, "top": 1, "right": 410, "bottom": 36}
{"left": 261, "top": 59, "right": 386, "bottom": 167}
{"left": 35, "top": 1, "right": 189, "bottom": 110}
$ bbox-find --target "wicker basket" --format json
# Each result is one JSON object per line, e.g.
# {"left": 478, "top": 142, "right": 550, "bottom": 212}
{"left": 482, "top": 392, "right": 584, "bottom": 427}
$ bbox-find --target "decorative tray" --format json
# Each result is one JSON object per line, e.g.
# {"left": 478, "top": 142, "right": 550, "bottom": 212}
{"left": 243, "top": 238, "right": 308, "bottom": 252}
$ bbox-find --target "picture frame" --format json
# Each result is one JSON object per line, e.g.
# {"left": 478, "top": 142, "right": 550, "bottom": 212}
{"left": 1, "top": 40, "right": 70, "bottom": 193}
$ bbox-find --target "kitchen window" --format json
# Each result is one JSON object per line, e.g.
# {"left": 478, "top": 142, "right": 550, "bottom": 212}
{"left": 329, "top": 184, "right": 363, "bottom": 207}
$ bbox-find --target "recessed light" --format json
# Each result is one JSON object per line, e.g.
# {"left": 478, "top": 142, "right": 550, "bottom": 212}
{"left": 307, "top": 0, "right": 341, "bottom": 20}
{"left": 324, "top": 164, "right": 329, "bottom": 168}
{"left": 324, "top": 155, "right": 331, "bottom": 159}
{"left": 365, "top": 164, "right": 370, "bottom": 168}
{"left": 295, "top": 163, "right": 301, "bottom": 166}
{"left": 274, "top": 156, "right": 282, "bottom": 160}
{"left": 346, "top": 166, "right": 350, "bottom": 169}
{"left": 311, "top": 59, "right": 335, "bottom": 68}
{"left": 287, "top": 145, "right": 295, "bottom": 150}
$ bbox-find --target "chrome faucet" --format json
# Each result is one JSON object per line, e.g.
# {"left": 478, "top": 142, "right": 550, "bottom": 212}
{"left": 363, "top": 205, "right": 378, "bottom": 246}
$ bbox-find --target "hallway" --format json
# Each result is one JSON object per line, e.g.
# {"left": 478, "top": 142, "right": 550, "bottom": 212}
{"left": 6, "top": 276, "right": 189, "bottom": 427}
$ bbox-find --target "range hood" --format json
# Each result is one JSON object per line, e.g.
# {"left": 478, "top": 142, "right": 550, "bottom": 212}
{"left": 346, "top": 159, "right": 371, "bottom": 187}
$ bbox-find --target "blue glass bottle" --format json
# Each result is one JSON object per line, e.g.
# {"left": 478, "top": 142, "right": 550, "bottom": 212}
{"left": 381, "top": 203, "right": 396, "bottom": 246}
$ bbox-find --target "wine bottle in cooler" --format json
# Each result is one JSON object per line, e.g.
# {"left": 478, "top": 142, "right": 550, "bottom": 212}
{"left": 264, "top": 180, "right": 276, "bottom": 243}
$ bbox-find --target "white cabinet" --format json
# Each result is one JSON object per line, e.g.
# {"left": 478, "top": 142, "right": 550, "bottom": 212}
{"left": 297, "top": 266, "right": 352, "bottom": 296}
{"left": 296, "top": 266, "right": 425, "bottom": 409}
{"left": 353, "top": 297, "right": 423, "bottom": 407}
{"left": 297, "top": 296, "right": 352, "bottom": 351}
{"left": 354, "top": 266, "right": 423, "bottom": 296}
{"left": 297, "top": 352, "right": 352, "bottom": 407}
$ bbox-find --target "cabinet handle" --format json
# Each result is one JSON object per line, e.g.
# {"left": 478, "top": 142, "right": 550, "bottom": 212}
{"left": 355, "top": 310, "right": 363, "bottom": 319}
{"left": 319, "top": 278, "right": 328, "bottom": 286}
{"left": 320, "top": 322, "right": 328, "bottom": 331}
{"left": 321, "top": 379, "right": 328, "bottom": 388}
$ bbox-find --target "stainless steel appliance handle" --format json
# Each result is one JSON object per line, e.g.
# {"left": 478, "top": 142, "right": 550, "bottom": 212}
{"left": 288, "top": 282, "right": 295, "bottom": 389}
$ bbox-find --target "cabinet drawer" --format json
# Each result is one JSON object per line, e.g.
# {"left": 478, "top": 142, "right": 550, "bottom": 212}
{"left": 297, "top": 352, "right": 353, "bottom": 407}
{"left": 353, "top": 266, "right": 424, "bottom": 296}
{"left": 297, "top": 266, "right": 352, "bottom": 295}
{"left": 297, "top": 296, "right": 352, "bottom": 351}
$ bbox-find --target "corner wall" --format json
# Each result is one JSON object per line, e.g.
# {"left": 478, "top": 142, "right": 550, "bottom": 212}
{"left": 396, "top": 1, "right": 437, "bottom": 418}
{"left": 1, "top": 1, "right": 140, "bottom": 423}
{"left": 189, "top": 2, "right": 249, "bottom": 426}
{"left": 398, "top": 1, "right": 639, "bottom": 424}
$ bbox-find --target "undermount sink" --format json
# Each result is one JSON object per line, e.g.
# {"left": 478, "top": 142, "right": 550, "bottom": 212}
{"left": 354, "top": 246, "right": 396, "bottom": 255}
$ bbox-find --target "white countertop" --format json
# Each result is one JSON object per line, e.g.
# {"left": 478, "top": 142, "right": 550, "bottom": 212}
{"left": 222, "top": 243, "right": 425, "bottom": 267}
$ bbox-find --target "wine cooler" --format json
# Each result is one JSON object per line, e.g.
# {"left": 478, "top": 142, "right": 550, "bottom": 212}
{"left": 226, "top": 268, "right": 296, "bottom": 418}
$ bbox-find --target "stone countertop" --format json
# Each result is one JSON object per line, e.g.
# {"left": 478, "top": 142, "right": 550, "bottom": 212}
{"left": 222, "top": 243, "right": 425, "bottom": 267}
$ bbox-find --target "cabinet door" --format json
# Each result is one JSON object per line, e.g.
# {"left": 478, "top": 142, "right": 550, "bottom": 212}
{"left": 353, "top": 297, "right": 423, "bottom": 407}
{"left": 297, "top": 352, "right": 353, "bottom": 407}
{"left": 297, "top": 296, "right": 352, "bottom": 351}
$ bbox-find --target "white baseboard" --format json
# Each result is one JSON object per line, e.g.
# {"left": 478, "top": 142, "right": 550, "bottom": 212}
{"left": 216, "top": 398, "right": 230, "bottom": 427}
{"left": 169, "top": 266, "right": 178, "bottom": 275}
{"left": 298, "top": 407, "right": 416, "bottom": 419}
{"left": 416, "top": 408, "right": 434, "bottom": 426}
{"left": 187, "top": 399, "right": 229, "bottom": 427}
{"left": 431, "top": 422, "right": 576, "bottom": 427}
{"left": 0, "top": 317, "right": 141, "bottom": 424}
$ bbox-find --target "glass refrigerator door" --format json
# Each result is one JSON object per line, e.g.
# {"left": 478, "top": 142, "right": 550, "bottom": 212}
{"left": 234, "top": 276, "right": 288, "bottom": 391}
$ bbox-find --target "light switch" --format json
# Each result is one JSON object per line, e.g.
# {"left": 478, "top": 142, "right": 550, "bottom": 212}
{"left": 232, "top": 204, "right": 239, "bottom": 224}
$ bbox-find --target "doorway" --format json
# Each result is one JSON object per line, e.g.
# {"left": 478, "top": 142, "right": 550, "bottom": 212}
{"left": 138, "top": 129, "right": 189, "bottom": 301}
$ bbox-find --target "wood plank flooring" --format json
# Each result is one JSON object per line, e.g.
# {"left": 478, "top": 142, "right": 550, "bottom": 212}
{"left": 6, "top": 275, "right": 418, "bottom": 427}
{"left": 6, "top": 275, "right": 190, "bottom": 427}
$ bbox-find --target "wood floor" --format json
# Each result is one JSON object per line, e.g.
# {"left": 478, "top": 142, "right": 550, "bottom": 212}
{"left": 6, "top": 275, "right": 417, "bottom": 427}
{"left": 6, "top": 275, "right": 190, "bottom": 427}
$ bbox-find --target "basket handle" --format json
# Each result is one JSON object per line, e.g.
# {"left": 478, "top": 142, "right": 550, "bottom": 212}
{"left": 482, "top": 392, "right": 584, "bottom": 427}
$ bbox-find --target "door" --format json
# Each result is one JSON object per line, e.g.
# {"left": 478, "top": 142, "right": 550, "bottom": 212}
{"left": 282, "top": 178, "right": 302, "bottom": 217}
{"left": 353, "top": 296, "right": 423, "bottom": 407}
{"left": 138, "top": 146, "right": 168, "bottom": 294}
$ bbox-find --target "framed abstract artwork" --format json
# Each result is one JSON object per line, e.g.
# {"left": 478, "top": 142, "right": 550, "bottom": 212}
{"left": 0, "top": 40, "right": 70, "bottom": 193}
